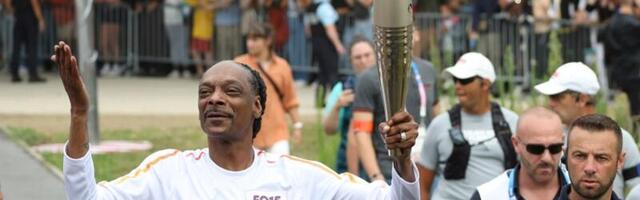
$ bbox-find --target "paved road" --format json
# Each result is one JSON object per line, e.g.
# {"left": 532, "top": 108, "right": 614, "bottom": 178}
{"left": 0, "top": 73, "right": 318, "bottom": 116}
{"left": 0, "top": 128, "right": 66, "bottom": 199}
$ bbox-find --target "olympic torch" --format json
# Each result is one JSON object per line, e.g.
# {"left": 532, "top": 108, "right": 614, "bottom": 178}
{"left": 373, "top": 0, "right": 413, "bottom": 157}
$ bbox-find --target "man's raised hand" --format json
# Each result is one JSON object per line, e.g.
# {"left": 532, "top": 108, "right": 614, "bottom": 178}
{"left": 51, "top": 41, "right": 89, "bottom": 114}
{"left": 51, "top": 41, "right": 90, "bottom": 158}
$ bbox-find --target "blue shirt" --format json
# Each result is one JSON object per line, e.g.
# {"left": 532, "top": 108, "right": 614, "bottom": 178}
{"left": 323, "top": 76, "right": 356, "bottom": 174}
{"left": 316, "top": 2, "right": 338, "bottom": 26}
{"left": 215, "top": 0, "right": 241, "bottom": 26}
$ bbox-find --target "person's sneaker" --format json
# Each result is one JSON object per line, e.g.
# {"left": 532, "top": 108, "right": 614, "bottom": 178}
{"left": 100, "top": 63, "right": 112, "bottom": 77}
{"left": 11, "top": 76, "right": 22, "bottom": 83}
{"left": 28, "top": 77, "right": 47, "bottom": 83}
{"left": 111, "top": 64, "right": 125, "bottom": 77}
{"left": 168, "top": 69, "right": 182, "bottom": 78}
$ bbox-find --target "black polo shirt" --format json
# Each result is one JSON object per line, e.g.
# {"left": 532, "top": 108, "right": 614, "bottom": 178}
{"left": 555, "top": 185, "right": 620, "bottom": 200}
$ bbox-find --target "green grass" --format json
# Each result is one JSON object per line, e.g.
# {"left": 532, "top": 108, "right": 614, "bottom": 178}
{"left": 608, "top": 92, "right": 633, "bottom": 134}
{"left": 6, "top": 114, "right": 342, "bottom": 182}
{"left": 295, "top": 112, "right": 342, "bottom": 167}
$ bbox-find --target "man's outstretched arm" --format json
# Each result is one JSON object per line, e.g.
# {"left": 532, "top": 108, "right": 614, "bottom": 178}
{"left": 52, "top": 41, "right": 90, "bottom": 159}
{"left": 352, "top": 111, "right": 385, "bottom": 181}
{"left": 55, "top": 42, "right": 170, "bottom": 200}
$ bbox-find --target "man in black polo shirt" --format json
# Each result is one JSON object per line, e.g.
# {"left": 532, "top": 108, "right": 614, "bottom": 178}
{"left": 557, "top": 114, "right": 625, "bottom": 200}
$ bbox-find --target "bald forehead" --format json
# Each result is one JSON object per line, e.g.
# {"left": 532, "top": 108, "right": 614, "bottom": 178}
{"left": 517, "top": 107, "right": 563, "bottom": 137}
{"left": 517, "top": 107, "right": 561, "bottom": 126}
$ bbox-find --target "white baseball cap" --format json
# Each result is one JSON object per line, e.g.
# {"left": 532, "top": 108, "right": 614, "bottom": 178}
{"left": 534, "top": 62, "right": 600, "bottom": 95}
{"left": 445, "top": 52, "right": 496, "bottom": 83}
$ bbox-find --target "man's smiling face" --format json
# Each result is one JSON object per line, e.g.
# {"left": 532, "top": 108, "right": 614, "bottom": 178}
{"left": 198, "top": 61, "right": 262, "bottom": 141}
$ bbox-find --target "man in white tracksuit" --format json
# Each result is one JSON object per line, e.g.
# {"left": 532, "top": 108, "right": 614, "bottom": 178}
{"left": 52, "top": 41, "right": 421, "bottom": 199}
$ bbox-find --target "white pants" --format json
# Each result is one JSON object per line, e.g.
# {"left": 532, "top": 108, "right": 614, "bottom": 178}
{"left": 267, "top": 140, "right": 290, "bottom": 155}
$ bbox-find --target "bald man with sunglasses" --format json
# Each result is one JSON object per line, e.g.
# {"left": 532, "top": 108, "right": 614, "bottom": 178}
{"left": 418, "top": 52, "right": 519, "bottom": 200}
{"left": 472, "top": 107, "right": 570, "bottom": 200}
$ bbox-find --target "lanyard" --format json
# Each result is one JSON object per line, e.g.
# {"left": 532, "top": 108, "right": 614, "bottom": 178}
{"left": 508, "top": 169, "right": 518, "bottom": 200}
{"left": 508, "top": 164, "right": 571, "bottom": 200}
{"left": 411, "top": 61, "right": 427, "bottom": 121}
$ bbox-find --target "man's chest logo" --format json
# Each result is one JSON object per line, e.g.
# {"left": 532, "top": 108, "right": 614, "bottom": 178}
{"left": 246, "top": 191, "right": 286, "bottom": 200}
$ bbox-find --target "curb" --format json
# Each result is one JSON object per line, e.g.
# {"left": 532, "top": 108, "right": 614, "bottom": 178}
{"left": 0, "top": 126, "right": 64, "bottom": 181}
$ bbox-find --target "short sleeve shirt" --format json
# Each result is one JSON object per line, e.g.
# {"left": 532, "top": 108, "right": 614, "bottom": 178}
{"left": 316, "top": 3, "right": 338, "bottom": 26}
{"left": 418, "top": 106, "right": 519, "bottom": 200}
{"left": 618, "top": 129, "right": 640, "bottom": 193}
{"left": 352, "top": 58, "right": 439, "bottom": 182}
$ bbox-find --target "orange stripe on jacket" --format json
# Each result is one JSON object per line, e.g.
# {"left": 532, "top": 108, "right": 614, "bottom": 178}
{"left": 112, "top": 149, "right": 181, "bottom": 184}
{"left": 283, "top": 155, "right": 341, "bottom": 179}
{"left": 284, "top": 155, "right": 368, "bottom": 184}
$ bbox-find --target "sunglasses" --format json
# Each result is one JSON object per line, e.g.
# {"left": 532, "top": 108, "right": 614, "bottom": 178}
{"left": 453, "top": 76, "right": 479, "bottom": 85}
{"left": 521, "top": 141, "right": 564, "bottom": 155}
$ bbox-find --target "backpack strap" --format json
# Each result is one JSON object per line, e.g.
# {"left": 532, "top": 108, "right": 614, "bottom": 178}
{"left": 256, "top": 63, "right": 284, "bottom": 101}
{"left": 444, "top": 103, "right": 517, "bottom": 180}
{"left": 490, "top": 102, "right": 517, "bottom": 170}
{"left": 444, "top": 104, "right": 471, "bottom": 180}
{"left": 623, "top": 164, "right": 640, "bottom": 181}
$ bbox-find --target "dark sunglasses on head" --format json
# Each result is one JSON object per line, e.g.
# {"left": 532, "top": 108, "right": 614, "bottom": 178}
{"left": 453, "top": 76, "right": 479, "bottom": 85}
{"left": 524, "top": 143, "right": 564, "bottom": 155}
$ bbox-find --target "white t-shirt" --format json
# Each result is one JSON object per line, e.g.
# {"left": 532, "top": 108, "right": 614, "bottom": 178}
{"left": 163, "top": 0, "right": 185, "bottom": 25}
{"left": 627, "top": 183, "right": 640, "bottom": 200}
{"left": 64, "top": 146, "right": 419, "bottom": 200}
{"left": 615, "top": 128, "right": 640, "bottom": 196}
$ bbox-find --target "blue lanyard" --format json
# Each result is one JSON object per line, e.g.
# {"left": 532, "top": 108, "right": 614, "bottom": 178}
{"left": 410, "top": 61, "right": 427, "bottom": 120}
{"left": 508, "top": 169, "right": 518, "bottom": 200}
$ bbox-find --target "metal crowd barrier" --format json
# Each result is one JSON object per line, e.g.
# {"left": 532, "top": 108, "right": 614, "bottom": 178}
{"left": 2, "top": 3, "right": 78, "bottom": 72}
{"left": 0, "top": 3, "right": 598, "bottom": 85}
{"left": 0, "top": 12, "right": 11, "bottom": 70}
{"left": 414, "top": 12, "right": 596, "bottom": 88}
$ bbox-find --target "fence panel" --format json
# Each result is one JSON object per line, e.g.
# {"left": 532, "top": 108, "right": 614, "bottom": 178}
{"left": 0, "top": 5, "right": 598, "bottom": 84}
{"left": 0, "top": 13, "right": 13, "bottom": 70}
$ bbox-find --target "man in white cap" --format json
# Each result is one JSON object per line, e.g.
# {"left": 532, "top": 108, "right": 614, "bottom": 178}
{"left": 418, "top": 52, "right": 519, "bottom": 200}
{"left": 534, "top": 62, "right": 640, "bottom": 197}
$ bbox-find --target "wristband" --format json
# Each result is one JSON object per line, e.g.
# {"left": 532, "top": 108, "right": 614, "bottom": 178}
{"left": 352, "top": 120, "right": 373, "bottom": 133}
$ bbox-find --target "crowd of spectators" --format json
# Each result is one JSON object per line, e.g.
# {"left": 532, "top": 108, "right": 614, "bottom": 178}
{"left": 2, "top": 0, "right": 640, "bottom": 199}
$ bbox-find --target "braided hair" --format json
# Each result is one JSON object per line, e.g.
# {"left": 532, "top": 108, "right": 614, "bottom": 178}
{"left": 235, "top": 62, "right": 267, "bottom": 138}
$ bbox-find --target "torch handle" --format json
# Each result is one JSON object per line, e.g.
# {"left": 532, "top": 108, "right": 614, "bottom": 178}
{"left": 373, "top": 0, "right": 414, "bottom": 159}
{"left": 375, "top": 25, "right": 413, "bottom": 159}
